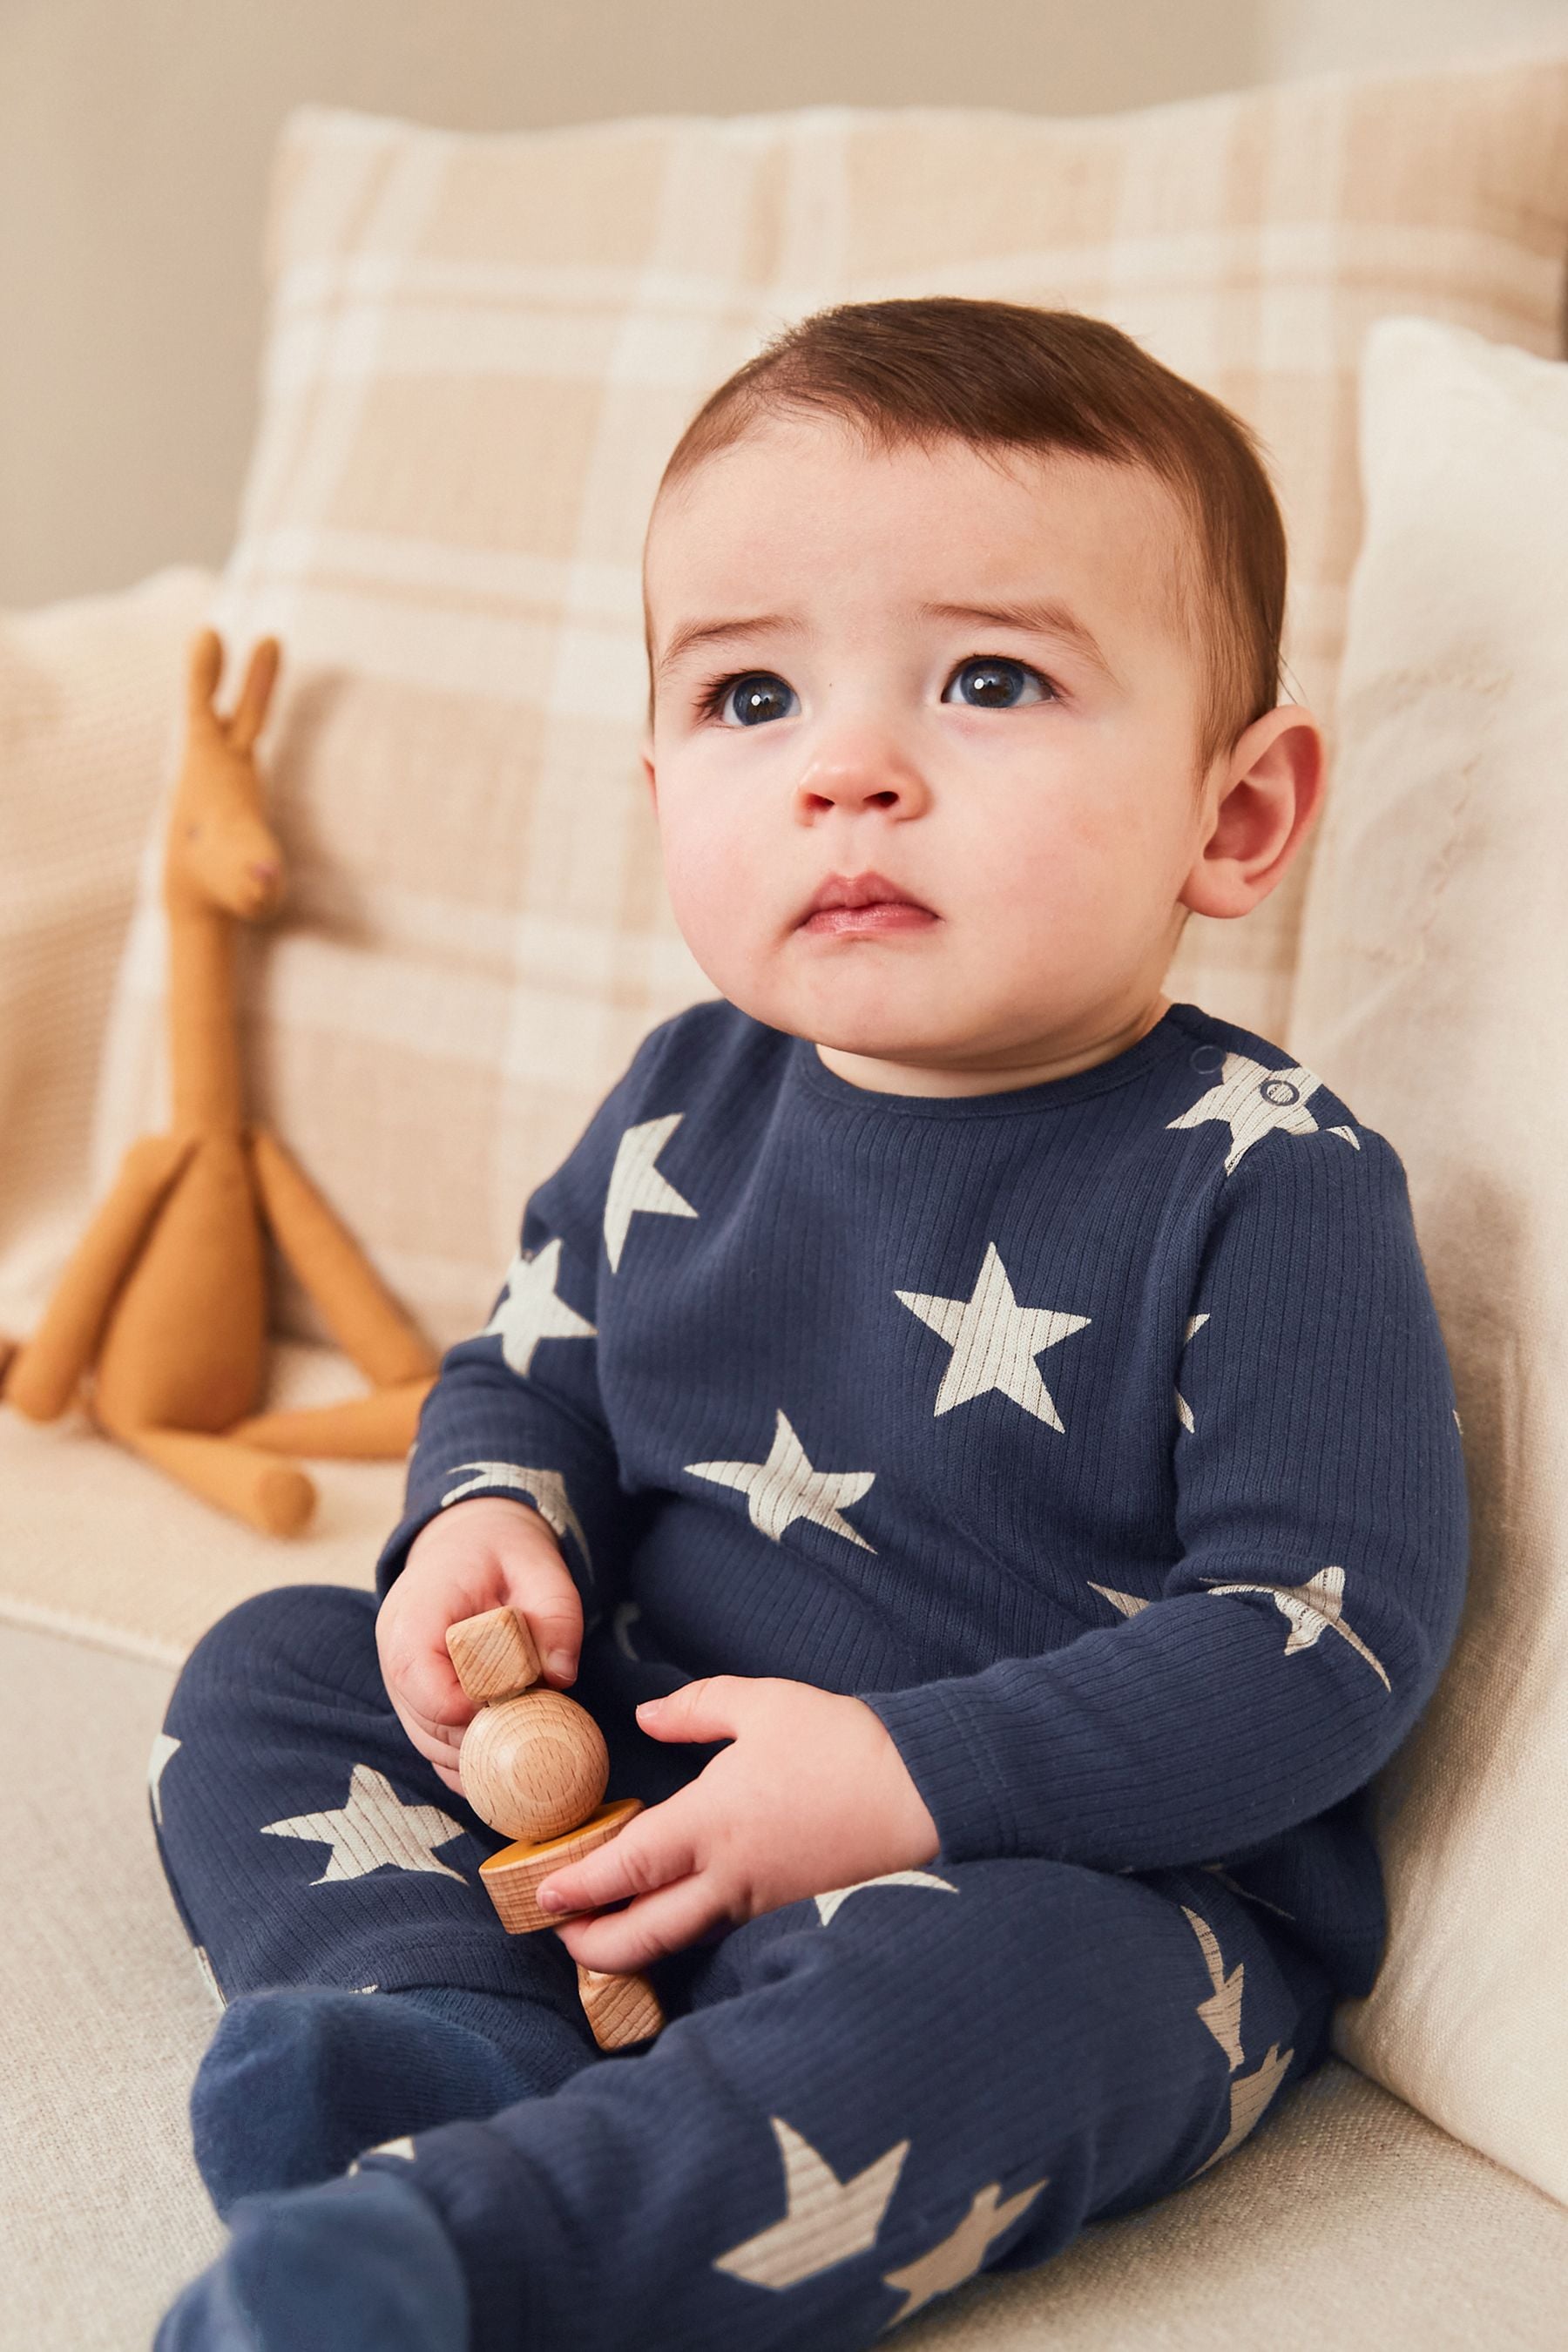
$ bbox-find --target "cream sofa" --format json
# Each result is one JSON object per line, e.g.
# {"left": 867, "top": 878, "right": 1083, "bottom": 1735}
{"left": 6, "top": 62, "right": 1568, "bottom": 2349}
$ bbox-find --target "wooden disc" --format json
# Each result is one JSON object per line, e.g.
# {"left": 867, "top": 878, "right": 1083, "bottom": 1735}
{"left": 478, "top": 1796, "right": 644, "bottom": 1932}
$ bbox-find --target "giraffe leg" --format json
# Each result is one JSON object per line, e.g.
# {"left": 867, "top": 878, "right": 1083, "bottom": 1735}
{"left": 246, "top": 1127, "right": 437, "bottom": 1384}
{"left": 92, "top": 1396, "right": 315, "bottom": 1537}
{"left": 2, "top": 1133, "right": 199, "bottom": 1421}
{"left": 232, "top": 1375, "right": 436, "bottom": 1459}
{"left": 233, "top": 1127, "right": 439, "bottom": 1460}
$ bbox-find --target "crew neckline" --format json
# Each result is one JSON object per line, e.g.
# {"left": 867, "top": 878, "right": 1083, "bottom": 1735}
{"left": 788, "top": 1002, "right": 1205, "bottom": 1118}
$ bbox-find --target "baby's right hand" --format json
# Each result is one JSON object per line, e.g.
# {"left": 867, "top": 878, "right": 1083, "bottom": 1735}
{"left": 375, "top": 1497, "right": 584, "bottom": 1798}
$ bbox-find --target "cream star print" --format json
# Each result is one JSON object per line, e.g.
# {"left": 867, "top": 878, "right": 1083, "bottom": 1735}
{"left": 1198, "top": 1562, "right": 1391, "bottom": 1691}
{"left": 1175, "top": 1309, "right": 1210, "bottom": 1433}
{"left": 1175, "top": 1902, "right": 1298, "bottom": 2180}
{"left": 713, "top": 2119, "right": 909, "bottom": 2289}
{"left": 193, "top": 1947, "right": 226, "bottom": 2011}
{"left": 438, "top": 1460, "right": 591, "bottom": 1578}
{"left": 1087, "top": 1582, "right": 1152, "bottom": 1619}
{"left": 1198, "top": 1859, "right": 1298, "bottom": 1923}
{"left": 896, "top": 1240, "right": 1091, "bottom": 1429}
{"left": 148, "top": 1731, "right": 180, "bottom": 1828}
{"left": 604, "top": 1113, "right": 699, "bottom": 1272}
{"left": 1182, "top": 1903, "right": 1246, "bottom": 2070}
{"left": 1183, "top": 2041, "right": 1294, "bottom": 2180}
{"left": 260, "top": 1763, "right": 470, "bottom": 1885}
{"left": 813, "top": 1869, "right": 960, "bottom": 1926}
{"left": 879, "top": 2175, "right": 1048, "bottom": 2327}
{"left": 1167, "top": 1051, "right": 1348, "bottom": 1175}
{"left": 686, "top": 1408, "right": 876, "bottom": 1551}
{"left": 347, "top": 2134, "right": 416, "bottom": 2176}
{"left": 481, "top": 1237, "right": 594, "bottom": 1375}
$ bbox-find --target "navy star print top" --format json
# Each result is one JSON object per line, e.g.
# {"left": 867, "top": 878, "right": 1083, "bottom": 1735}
{"left": 375, "top": 996, "right": 1470, "bottom": 2002}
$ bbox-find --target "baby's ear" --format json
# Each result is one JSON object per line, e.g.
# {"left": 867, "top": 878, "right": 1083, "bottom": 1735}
{"left": 640, "top": 742, "right": 657, "bottom": 807}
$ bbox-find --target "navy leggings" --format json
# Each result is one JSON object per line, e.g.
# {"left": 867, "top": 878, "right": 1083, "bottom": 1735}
{"left": 151, "top": 1582, "right": 1335, "bottom": 2351}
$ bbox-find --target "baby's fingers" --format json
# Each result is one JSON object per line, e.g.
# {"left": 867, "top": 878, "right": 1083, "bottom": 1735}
{"left": 375, "top": 1585, "right": 475, "bottom": 1740}
{"left": 552, "top": 1873, "right": 726, "bottom": 1974}
{"left": 537, "top": 1800, "right": 699, "bottom": 1918}
{"left": 382, "top": 1684, "right": 466, "bottom": 1791}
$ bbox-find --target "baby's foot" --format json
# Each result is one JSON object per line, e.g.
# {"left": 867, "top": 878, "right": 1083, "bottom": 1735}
{"left": 190, "top": 1982, "right": 593, "bottom": 2214}
{"left": 156, "top": 2165, "right": 467, "bottom": 2351}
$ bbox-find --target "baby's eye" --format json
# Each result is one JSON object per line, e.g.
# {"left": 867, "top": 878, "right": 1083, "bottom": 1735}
{"left": 942, "top": 657, "right": 1055, "bottom": 710}
{"left": 703, "top": 672, "right": 800, "bottom": 727}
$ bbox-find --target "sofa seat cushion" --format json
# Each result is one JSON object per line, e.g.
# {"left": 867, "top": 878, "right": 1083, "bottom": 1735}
{"left": 5, "top": 1529, "right": 1568, "bottom": 2345}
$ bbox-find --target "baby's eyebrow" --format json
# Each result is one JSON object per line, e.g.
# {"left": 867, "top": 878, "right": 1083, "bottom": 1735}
{"left": 654, "top": 612, "right": 802, "bottom": 681}
{"left": 917, "top": 598, "right": 1114, "bottom": 677}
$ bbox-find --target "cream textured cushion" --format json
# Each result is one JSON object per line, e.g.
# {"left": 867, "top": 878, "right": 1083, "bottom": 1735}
{"left": 87, "top": 61, "right": 1568, "bottom": 1356}
{"left": 0, "top": 568, "right": 216, "bottom": 1339}
{"left": 1289, "top": 315, "right": 1568, "bottom": 2207}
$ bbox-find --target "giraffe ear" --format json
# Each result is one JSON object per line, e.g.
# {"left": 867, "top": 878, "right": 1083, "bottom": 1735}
{"left": 186, "top": 627, "right": 223, "bottom": 715}
{"left": 228, "top": 638, "right": 281, "bottom": 752}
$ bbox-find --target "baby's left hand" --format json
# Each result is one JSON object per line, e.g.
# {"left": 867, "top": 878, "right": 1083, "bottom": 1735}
{"left": 534, "top": 1676, "right": 942, "bottom": 1971}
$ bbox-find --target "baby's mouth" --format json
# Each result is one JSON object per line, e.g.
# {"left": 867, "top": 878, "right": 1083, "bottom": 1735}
{"left": 795, "top": 868, "right": 940, "bottom": 936}
{"left": 798, "top": 902, "right": 939, "bottom": 938}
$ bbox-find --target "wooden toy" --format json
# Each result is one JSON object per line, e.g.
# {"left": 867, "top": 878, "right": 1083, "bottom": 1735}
{"left": 0, "top": 630, "right": 439, "bottom": 1535}
{"left": 446, "top": 1603, "right": 666, "bottom": 2052}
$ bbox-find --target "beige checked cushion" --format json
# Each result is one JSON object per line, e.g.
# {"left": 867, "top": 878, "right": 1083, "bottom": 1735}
{"left": 1290, "top": 316, "right": 1568, "bottom": 2208}
{"left": 0, "top": 567, "right": 217, "bottom": 1338}
{"left": 88, "top": 61, "right": 1568, "bottom": 1355}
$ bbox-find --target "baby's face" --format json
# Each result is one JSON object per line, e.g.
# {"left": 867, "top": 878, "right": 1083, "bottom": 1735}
{"left": 641, "top": 415, "right": 1224, "bottom": 1092}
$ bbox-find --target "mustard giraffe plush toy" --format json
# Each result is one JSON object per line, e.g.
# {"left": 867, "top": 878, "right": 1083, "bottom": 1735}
{"left": 0, "top": 628, "right": 439, "bottom": 1537}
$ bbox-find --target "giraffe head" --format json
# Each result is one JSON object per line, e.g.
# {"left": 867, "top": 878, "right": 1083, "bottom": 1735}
{"left": 164, "top": 628, "right": 287, "bottom": 920}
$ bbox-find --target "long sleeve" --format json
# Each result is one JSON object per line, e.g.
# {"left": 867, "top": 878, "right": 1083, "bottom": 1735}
{"left": 373, "top": 1020, "right": 672, "bottom": 1618}
{"left": 855, "top": 1125, "right": 1471, "bottom": 1873}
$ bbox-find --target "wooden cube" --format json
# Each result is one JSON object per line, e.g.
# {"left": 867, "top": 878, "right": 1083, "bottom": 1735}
{"left": 577, "top": 1964, "right": 666, "bottom": 2050}
{"left": 446, "top": 1605, "right": 542, "bottom": 1707}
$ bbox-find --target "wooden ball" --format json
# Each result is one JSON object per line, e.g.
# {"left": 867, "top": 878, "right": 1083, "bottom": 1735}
{"left": 459, "top": 1689, "right": 609, "bottom": 1842}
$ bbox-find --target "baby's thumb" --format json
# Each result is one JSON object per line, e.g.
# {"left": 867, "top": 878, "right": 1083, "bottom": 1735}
{"left": 499, "top": 1556, "right": 585, "bottom": 1687}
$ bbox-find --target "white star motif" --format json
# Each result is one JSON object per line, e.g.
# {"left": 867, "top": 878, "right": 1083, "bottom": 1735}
{"left": 604, "top": 1114, "right": 699, "bottom": 1272}
{"left": 193, "top": 1946, "right": 226, "bottom": 2011}
{"left": 896, "top": 1240, "right": 1092, "bottom": 1429}
{"left": 1176, "top": 1309, "right": 1210, "bottom": 1433}
{"left": 1182, "top": 2042, "right": 1294, "bottom": 2180}
{"left": 686, "top": 1408, "right": 876, "bottom": 1551}
{"left": 1198, "top": 1860, "right": 1298, "bottom": 1923}
{"left": 1197, "top": 1563, "right": 1391, "bottom": 1692}
{"left": 1180, "top": 1903, "right": 1246, "bottom": 2069}
{"left": 260, "top": 1762, "right": 470, "bottom": 1885}
{"left": 713, "top": 2119, "right": 909, "bottom": 2289}
{"left": 148, "top": 1731, "right": 180, "bottom": 1828}
{"left": 480, "top": 1238, "right": 594, "bottom": 1375}
{"left": 1087, "top": 1582, "right": 1152, "bottom": 1619}
{"left": 438, "top": 1461, "right": 591, "bottom": 1579}
{"left": 879, "top": 2174, "right": 1048, "bottom": 2327}
{"left": 813, "top": 1869, "right": 960, "bottom": 1925}
{"left": 348, "top": 2133, "right": 416, "bottom": 2176}
{"left": 1167, "top": 1051, "right": 1336, "bottom": 1175}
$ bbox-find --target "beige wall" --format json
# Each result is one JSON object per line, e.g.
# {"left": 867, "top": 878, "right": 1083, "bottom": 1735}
{"left": 2, "top": 0, "right": 1562, "bottom": 607}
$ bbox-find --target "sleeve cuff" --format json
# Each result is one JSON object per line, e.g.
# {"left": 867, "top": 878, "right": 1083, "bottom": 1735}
{"left": 855, "top": 1681, "right": 1022, "bottom": 1867}
{"left": 373, "top": 1485, "right": 558, "bottom": 1606}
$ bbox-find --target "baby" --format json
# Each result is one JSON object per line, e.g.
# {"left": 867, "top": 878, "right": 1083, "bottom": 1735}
{"left": 153, "top": 299, "right": 1469, "bottom": 2352}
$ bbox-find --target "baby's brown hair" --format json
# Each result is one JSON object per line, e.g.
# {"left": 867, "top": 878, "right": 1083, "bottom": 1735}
{"left": 647, "top": 297, "right": 1287, "bottom": 778}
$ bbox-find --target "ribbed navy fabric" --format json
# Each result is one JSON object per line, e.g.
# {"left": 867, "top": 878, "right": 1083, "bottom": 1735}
{"left": 375, "top": 996, "right": 1470, "bottom": 2003}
